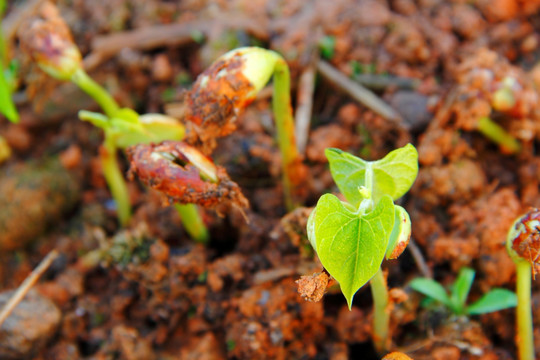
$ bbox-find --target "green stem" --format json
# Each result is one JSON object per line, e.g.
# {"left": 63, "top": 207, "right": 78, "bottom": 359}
{"left": 515, "top": 260, "right": 534, "bottom": 360}
{"left": 272, "top": 57, "right": 301, "bottom": 211}
{"left": 0, "top": 65, "right": 18, "bottom": 123}
{"left": 71, "top": 68, "right": 120, "bottom": 118}
{"left": 0, "top": 17, "right": 19, "bottom": 123}
{"left": 101, "top": 136, "right": 131, "bottom": 226}
{"left": 370, "top": 267, "right": 390, "bottom": 354}
{"left": 174, "top": 203, "right": 209, "bottom": 244}
{"left": 477, "top": 116, "right": 521, "bottom": 154}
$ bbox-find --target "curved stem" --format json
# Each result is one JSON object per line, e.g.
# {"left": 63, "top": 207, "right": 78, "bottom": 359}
{"left": 516, "top": 260, "right": 534, "bottom": 360}
{"left": 272, "top": 57, "right": 301, "bottom": 211}
{"left": 477, "top": 116, "right": 521, "bottom": 154}
{"left": 370, "top": 267, "right": 390, "bottom": 354}
{"left": 100, "top": 137, "right": 131, "bottom": 226}
{"left": 71, "top": 68, "right": 120, "bottom": 118}
{"left": 174, "top": 203, "right": 209, "bottom": 244}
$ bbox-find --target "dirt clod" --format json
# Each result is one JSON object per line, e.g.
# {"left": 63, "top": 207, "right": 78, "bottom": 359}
{"left": 296, "top": 271, "right": 330, "bottom": 302}
{"left": 0, "top": 158, "right": 80, "bottom": 250}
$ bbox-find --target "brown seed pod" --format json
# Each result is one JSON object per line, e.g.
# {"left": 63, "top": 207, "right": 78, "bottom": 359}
{"left": 18, "top": 2, "right": 82, "bottom": 80}
{"left": 184, "top": 47, "right": 279, "bottom": 153}
{"left": 184, "top": 51, "right": 255, "bottom": 152}
{"left": 127, "top": 141, "right": 248, "bottom": 210}
{"left": 507, "top": 208, "right": 540, "bottom": 274}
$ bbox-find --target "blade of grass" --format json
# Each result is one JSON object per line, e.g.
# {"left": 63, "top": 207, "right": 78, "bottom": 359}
{"left": 466, "top": 288, "right": 517, "bottom": 315}
{"left": 409, "top": 278, "right": 451, "bottom": 307}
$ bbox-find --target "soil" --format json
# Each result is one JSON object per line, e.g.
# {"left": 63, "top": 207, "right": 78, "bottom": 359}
{"left": 1, "top": 0, "right": 540, "bottom": 359}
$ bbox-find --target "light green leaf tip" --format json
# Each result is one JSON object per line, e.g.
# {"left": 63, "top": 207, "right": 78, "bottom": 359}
{"left": 450, "top": 267, "right": 475, "bottom": 313}
{"left": 466, "top": 288, "right": 517, "bottom": 315}
{"left": 309, "top": 193, "right": 395, "bottom": 309}
{"left": 325, "top": 144, "right": 419, "bottom": 207}
{"left": 409, "top": 278, "right": 452, "bottom": 308}
{"left": 385, "top": 205, "right": 411, "bottom": 260}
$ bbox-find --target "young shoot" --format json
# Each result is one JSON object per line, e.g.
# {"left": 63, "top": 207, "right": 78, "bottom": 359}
{"left": 18, "top": 3, "right": 212, "bottom": 242}
{"left": 185, "top": 47, "right": 304, "bottom": 210}
{"left": 306, "top": 144, "right": 418, "bottom": 353}
{"left": 477, "top": 116, "right": 521, "bottom": 154}
{"left": 410, "top": 267, "right": 517, "bottom": 316}
{"left": 506, "top": 208, "right": 540, "bottom": 360}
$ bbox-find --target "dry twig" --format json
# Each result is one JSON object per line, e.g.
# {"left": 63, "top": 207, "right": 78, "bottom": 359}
{"left": 353, "top": 73, "right": 419, "bottom": 91}
{"left": 295, "top": 62, "right": 316, "bottom": 154}
{"left": 407, "top": 238, "right": 432, "bottom": 278}
{"left": 317, "top": 60, "right": 406, "bottom": 129}
{"left": 0, "top": 250, "right": 59, "bottom": 327}
{"left": 86, "top": 17, "right": 268, "bottom": 71}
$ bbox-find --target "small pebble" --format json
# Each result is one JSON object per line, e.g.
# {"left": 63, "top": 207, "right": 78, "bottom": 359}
{"left": 4, "top": 124, "right": 31, "bottom": 152}
{"left": 0, "top": 290, "right": 61, "bottom": 359}
{"left": 59, "top": 145, "right": 82, "bottom": 169}
{"left": 390, "top": 91, "right": 432, "bottom": 131}
{"left": 152, "top": 54, "right": 173, "bottom": 82}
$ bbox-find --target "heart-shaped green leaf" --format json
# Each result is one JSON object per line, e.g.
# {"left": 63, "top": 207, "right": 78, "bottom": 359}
{"left": 308, "top": 193, "right": 395, "bottom": 309}
{"left": 325, "top": 144, "right": 418, "bottom": 207}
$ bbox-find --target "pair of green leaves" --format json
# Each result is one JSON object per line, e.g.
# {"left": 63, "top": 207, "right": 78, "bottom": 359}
{"left": 79, "top": 109, "right": 185, "bottom": 149}
{"left": 410, "top": 267, "right": 517, "bottom": 316}
{"left": 307, "top": 144, "right": 418, "bottom": 309}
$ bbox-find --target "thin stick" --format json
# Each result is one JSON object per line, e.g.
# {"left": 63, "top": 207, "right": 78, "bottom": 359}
{"left": 407, "top": 238, "right": 432, "bottom": 278}
{"left": 316, "top": 60, "right": 406, "bottom": 129}
{"left": 353, "top": 74, "right": 419, "bottom": 91}
{"left": 0, "top": 250, "right": 59, "bottom": 327}
{"left": 87, "top": 18, "right": 268, "bottom": 71}
{"left": 295, "top": 63, "right": 316, "bottom": 155}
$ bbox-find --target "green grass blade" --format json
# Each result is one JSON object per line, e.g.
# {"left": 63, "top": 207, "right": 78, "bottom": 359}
{"left": 450, "top": 267, "right": 475, "bottom": 314}
{"left": 410, "top": 278, "right": 451, "bottom": 308}
{"left": 466, "top": 288, "right": 517, "bottom": 315}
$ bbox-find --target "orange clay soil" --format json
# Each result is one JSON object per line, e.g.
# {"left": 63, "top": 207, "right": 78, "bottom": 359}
{"left": 3, "top": 0, "right": 540, "bottom": 359}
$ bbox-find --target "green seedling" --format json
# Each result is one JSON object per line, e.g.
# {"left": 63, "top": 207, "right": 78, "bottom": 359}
{"left": 18, "top": 4, "right": 210, "bottom": 242}
{"left": 185, "top": 47, "right": 304, "bottom": 210}
{"left": 410, "top": 267, "right": 517, "bottom": 316}
{"left": 477, "top": 116, "right": 521, "bottom": 154}
{"left": 319, "top": 35, "right": 336, "bottom": 60}
{"left": 0, "top": 0, "right": 19, "bottom": 123}
{"left": 506, "top": 208, "right": 540, "bottom": 360}
{"left": 475, "top": 76, "right": 522, "bottom": 154}
{"left": 307, "top": 144, "right": 418, "bottom": 353}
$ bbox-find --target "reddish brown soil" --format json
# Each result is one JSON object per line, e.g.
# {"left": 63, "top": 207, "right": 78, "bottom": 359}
{"left": 1, "top": 0, "right": 540, "bottom": 359}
